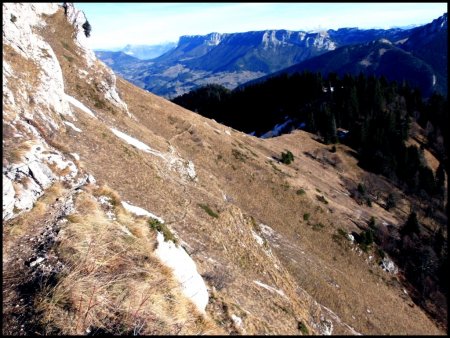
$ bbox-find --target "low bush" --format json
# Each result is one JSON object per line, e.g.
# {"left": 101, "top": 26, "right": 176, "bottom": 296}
{"left": 198, "top": 203, "right": 219, "bottom": 218}
{"left": 281, "top": 150, "right": 294, "bottom": 165}
{"left": 296, "top": 189, "right": 306, "bottom": 196}
{"left": 316, "top": 195, "right": 328, "bottom": 204}
{"left": 148, "top": 219, "right": 177, "bottom": 243}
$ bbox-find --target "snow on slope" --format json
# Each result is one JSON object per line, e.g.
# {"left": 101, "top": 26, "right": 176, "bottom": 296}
{"left": 121, "top": 201, "right": 209, "bottom": 313}
{"left": 155, "top": 232, "right": 209, "bottom": 314}
{"left": 110, "top": 128, "right": 197, "bottom": 181}
{"left": 110, "top": 127, "right": 165, "bottom": 159}
{"left": 121, "top": 201, "right": 165, "bottom": 224}
{"left": 63, "top": 121, "right": 82, "bottom": 132}
{"left": 64, "top": 93, "right": 97, "bottom": 119}
{"left": 253, "top": 280, "right": 287, "bottom": 298}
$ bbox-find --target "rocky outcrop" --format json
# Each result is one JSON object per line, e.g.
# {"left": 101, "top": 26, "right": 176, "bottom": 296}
{"left": 2, "top": 2, "right": 130, "bottom": 221}
{"left": 2, "top": 143, "right": 80, "bottom": 221}
{"left": 62, "top": 2, "right": 96, "bottom": 67}
{"left": 62, "top": 3, "right": 130, "bottom": 115}
{"left": 3, "top": 2, "right": 73, "bottom": 131}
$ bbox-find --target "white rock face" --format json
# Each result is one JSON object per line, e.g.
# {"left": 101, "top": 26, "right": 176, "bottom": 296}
{"left": 380, "top": 256, "right": 398, "bottom": 274}
{"left": 63, "top": 3, "right": 129, "bottom": 115}
{"left": 100, "top": 68, "right": 130, "bottom": 115}
{"left": 2, "top": 176, "right": 16, "bottom": 220}
{"left": 63, "top": 2, "right": 96, "bottom": 67}
{"left": 154, "top": 232, "right": 209, "bottom": 313}
{"left": 318, "top": 317, "right": 334, "bottom": 335}
{"left": 3, "top": 3, "right": 73, "bottom": 128}
{"left": 3, "top": 143, "right": 79, "bottom": 221}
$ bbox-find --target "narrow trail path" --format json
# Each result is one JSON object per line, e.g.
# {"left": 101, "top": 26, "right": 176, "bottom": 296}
{"left": 2, "top": 184, "right": 82, "bottom": 335}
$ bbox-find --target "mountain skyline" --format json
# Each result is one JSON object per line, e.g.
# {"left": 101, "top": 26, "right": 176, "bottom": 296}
{"left": 75, "top": 2, "right": 447, "bottom": 49}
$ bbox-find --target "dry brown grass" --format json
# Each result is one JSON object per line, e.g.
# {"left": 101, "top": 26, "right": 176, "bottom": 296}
{"left": 4, "top": 140, "right": 35, "bottom": 164}
{"left": 12, "top": 9, "right": 443, "bottom": 334}
{"left": 35, "top": 187, "right": 222, "bottom": 335}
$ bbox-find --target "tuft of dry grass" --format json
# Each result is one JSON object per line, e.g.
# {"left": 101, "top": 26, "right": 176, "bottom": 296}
{"left": 92, "top": 185, "right": 122, "bottom": 207}
{"left": 4, "top": 140, "right": 35, "bottom": 164}
{"left": 35, "top": 187, "right": 222, "bottom": 335}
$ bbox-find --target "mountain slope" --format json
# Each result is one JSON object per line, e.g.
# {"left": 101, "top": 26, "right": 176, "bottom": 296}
{"left": 246, "top": 39, "right": 437, "bottom": 96}
{"left": 242, "top": 13, "right": 447, "bottom": 96}
{"left": 2, "top": 3, "right": 446, "bottom": 335}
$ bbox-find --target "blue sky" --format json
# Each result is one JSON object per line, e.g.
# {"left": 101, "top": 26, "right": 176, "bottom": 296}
{"left": 75, "top": 2, "right": 447, "bottom": 49}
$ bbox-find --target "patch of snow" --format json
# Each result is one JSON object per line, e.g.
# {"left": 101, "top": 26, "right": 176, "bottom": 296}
{"left": 71, "top": 153, "right": 80, "bottom": 161}
{"left": 154, "top": 232, "right": 209, "bottom": 313}
{"left": 29, "top": 256, "right": 45, "bottom": 268}
{"left": 253, "top": 280, "right": 286, "bottom": 298}
{"left": 225, "top": 130, "right": 231, "bottom": 136}
{"left": 231, "top": 314, "right": 244, "bottom": 331}
{"left": 347, "top": 234, "right": 354, "bottom": 242}
{"left": 378, "top": 38, "right": 392, "bottom": 45}
{"left": 64, "top": 121, "right": 82, "bottom": 132}
{"left": 110, "top": 128, "right": 164, "bottom": 159}
{"left": 121, "top": 201, "right": 165, "bottom": 224}
{"left": 64, "top": 94, "right": 97, "bottom": 119}
{"left": 432, "top": 74, "right": 436, "bottom": 86}
{"left": 110, "top": 129, "right": 197, "bottom": 181}
{"left": 316, "top": 302, "right": 361, "bottom": 335}
{"left": 260, "top": 119, "right": 293, "bottom": 138}
{"left": 359, "top": 58, "right": 372, "bottom": 67}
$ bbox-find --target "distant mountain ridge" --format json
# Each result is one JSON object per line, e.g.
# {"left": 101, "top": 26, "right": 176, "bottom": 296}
{"left": 96, "top": 42, "right": 176, "bottom": 60}
{"left": 242, "top": 13, "right": 447, "bottom": 97}
{"left": 96, "top": 14, "right": 447, "bottom": 98}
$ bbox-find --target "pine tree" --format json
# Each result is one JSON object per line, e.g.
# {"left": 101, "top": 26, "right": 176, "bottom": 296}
{"left": 82, "top": 20, "right": 92, "bottom": 38}
{"left": 401, "top": 211, "right": 420, "bottom": 236}
{"left": 385, "top": 192, "right": 396, "bottom": 210}
{"left": 435, "top": 163, "right": 446, "bottom": 199}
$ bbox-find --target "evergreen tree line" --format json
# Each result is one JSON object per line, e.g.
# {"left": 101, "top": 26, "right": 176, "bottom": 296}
{"left": 172, "top": 72, "right": 448, "bottom": 201}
